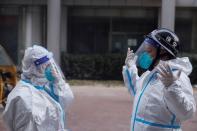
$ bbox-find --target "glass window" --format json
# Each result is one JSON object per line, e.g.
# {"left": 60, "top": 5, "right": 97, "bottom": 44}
{"left": 111, "top": 16, "right": 158, "bottom": 53}
{"left": 68, "top": 16, "right": 109, "bottom": 54}
{"left": 68, "top": 7, "right": 158, "bottom": 54}
{"left": 175, "top": 8, "right": 197, "bottom": 53}
{"left": 0, "top": 6, "right": 19, "bottom": 64}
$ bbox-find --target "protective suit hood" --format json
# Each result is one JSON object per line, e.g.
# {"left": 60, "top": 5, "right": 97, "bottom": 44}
{"left": 21, "top": 45, "right": 53, "bottom": 80}
{"left": 122, "top": 56, "right": 196, "bottom": 131}
{"left": 165, "top": 57, "right": 192, "bottom": 76}
{"left": 3, "top": 45, "right": 74, "bottom": 131}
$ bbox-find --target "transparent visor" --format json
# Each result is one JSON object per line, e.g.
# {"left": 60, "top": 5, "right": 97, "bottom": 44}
{"left": 135, "top": 38, "right": 159, "bottom": 69}
{"left": 48, "top": 59, "right": 66, "bottom": 81}
{"left": 35, "top": 55, "right": 66, "bottom": 81}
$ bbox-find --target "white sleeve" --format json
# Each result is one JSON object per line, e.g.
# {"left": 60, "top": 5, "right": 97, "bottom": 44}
{"left": 163, "top": 72, "right": 196, "bottom": 121}
{"left": 3, "top": 95, "right": 17, "bottom": 131}
{"left": 56, "top": 80, "right": 74, "bottom": 111}
{"left": 122, "top": 65, "right": 139, "bottom": 96}
{"left": 3, "top": 96, "right": 33, "bottom": 131}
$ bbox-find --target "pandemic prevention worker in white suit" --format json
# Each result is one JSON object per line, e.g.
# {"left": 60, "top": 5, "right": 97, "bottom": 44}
{"left": 122, "top": 28, "right": 196, "bottom": 131}
{"left": 3, "top": 45, "right": 74, "bottom": 131}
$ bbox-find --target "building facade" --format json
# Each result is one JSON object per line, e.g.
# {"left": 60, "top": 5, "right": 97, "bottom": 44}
{"left": 0, "top": 0, "right": 197, "bottom": 64}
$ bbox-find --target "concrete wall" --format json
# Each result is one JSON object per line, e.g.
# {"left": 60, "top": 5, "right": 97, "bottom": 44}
{"left": 1, "top": 0, "right": 197, "bottom": 7}
{"left": 1, "top": 0, "right": 197, "bottom": 65}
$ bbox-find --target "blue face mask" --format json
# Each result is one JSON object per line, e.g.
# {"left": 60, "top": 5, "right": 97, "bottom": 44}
{"left": 137, "top": 52, "right": 153, "bottom": 69}
{"left": 44, "top": 66, "right": 55, "bottom": 82}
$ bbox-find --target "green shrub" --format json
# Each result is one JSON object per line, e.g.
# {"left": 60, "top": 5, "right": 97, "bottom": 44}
{"left": 189, "top": 57, "right": 197, "bottom": 84}
{"left": 61, "top": 53, "right": 197, "bottom": 84}
{"left": 61, "top": 53, "right": 125, "bottom": 80}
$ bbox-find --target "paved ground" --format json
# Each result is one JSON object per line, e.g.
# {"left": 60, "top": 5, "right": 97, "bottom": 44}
{"left": 67, "top": 86, "right": 197, "bottom": 131}
{"left": 67, "top": 86, "right": 132, "bottom": 131}
{"left": 0, "top": 86, "right": 197, "bottom": 131}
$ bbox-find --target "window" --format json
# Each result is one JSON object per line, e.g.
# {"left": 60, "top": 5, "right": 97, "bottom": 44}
{"left": 175, "top": 8, "right": 197, "bottom": 53}
{"left": 68, "top": 16, "right": 109, "bottom": 54}
{"left": 68, "top": 7, "right": 158, "bottom": 54}
{"left": 111, "top": 16, "right": 158, "bottom": 53}
{"left": 0, "top": 6, "right": 19, "bottom": 64}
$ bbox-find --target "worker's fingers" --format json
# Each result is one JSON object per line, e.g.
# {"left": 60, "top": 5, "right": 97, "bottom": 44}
{"left": 157, "top": 65, "right": 168, "bottom": 78}
{"left": 157, "top": 74, "right": 168, "bottom": 83}
{"left": 157, "top": 67, "right": 166, "bottom": 78}
{"left": 164, "top": 64, "right": 172, "bottom": 77}
{"left": 128, "top": 48, "right": 130, "bottom": 52}
{"left": 165, "top": 63, "right": 172, "bottom": 73}
{"left": 127, "top": 50, "right": 133, "bottom": 56}
{"left": 127, "top": 51, "right": 134, "bottom": 56}
{"left": 127, "top": 53, "right": 134, "bottom": 59}
{"left": 176, "top": 69, "right": 182, "bottom": 78}
{"left": 133, "top": 56, "right": 138, "bottom": 63}
{"left": 127, "top": 48, "right": 131, "bottom": 55}
{"left": 157, "top": 73, "right": 162, "bottom": 81}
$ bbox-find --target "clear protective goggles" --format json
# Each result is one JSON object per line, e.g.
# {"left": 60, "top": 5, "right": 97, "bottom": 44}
{"left": 134, "top": 38, "right": 160, "bottom": 69}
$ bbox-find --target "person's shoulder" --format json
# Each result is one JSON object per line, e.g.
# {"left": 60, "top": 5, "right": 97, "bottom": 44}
{"left": 5, "top": 80, "right": 34, "bottom": 112}
{"left": 14, "top": 80, "right": 33, "bottom": 93}
{"left": 7, "top": 80, "right": 33, "bottom": 103}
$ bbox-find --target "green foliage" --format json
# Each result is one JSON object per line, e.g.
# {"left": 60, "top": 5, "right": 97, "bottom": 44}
{"left": 61, "top": 53, "right": 197, "bottom": 84}
{"left": 189, "top": 57, "right": 197, "bottom": 84}
{"left": 61, "top": 53, "right": 125, "bottom": 80}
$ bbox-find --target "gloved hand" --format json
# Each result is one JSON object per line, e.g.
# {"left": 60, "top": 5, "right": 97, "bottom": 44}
{"left": 51, "top": 66, "right": 63, "bottom": 83}
{"left": 45, "top": 65, "right": 62, "bottom": 83}
{"left": 157, "top": 62, "right": 182, "bottom": 88}
{"left": 125, "top": 48, "right": 137, "bottom": 68}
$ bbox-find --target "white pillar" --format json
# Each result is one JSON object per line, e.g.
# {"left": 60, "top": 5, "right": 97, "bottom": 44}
{"left": 161, "top": 0, "right": 175, "bottom": 31}
{"left": 18, "top": 6, "right": 42, "bottom": 64}
{"left": 47, "top": 0, "right": 61, "bottom": 64}
{"left": 25, "top": 6, "right": 42, "bottom": 48}
{"left": 17, "top": 7, "right": 26, "bottom": 65}
{"left": 25, "top": 7, "right": 32, "bottom": 48}
{"left": 31, "top": 6, "right": 42, "bottom": 45}
{"left": 60, "top": 6, "right": 68, "bottom": 53}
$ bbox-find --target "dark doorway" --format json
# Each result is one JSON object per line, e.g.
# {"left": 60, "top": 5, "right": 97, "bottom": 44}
{"left": 0, "top": 15, "right": 18, "bottom": 64}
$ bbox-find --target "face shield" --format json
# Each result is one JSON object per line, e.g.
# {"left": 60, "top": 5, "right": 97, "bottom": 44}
{"left": 34, "top": 55, "right": 65, "bottom": 82}
{"left": 135, "top": 38, "right": 160, "bottom": 70}
{"left": 47, "top": 59, "right": 66, "bottom": 81}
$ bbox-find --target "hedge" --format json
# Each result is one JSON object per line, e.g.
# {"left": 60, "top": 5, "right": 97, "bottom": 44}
{"left": 189, "top": 58, "right": 197, "bottom": 84}
{"left": 61, "top": 53, "right": 197, "bottom": 84}
{"left": 61, "top": 53, "right": 125, "bottom": 80}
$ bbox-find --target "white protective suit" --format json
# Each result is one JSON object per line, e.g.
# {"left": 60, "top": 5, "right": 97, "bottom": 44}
{"left": 122, "top": 57, "right": 196, "bottom": 131}
{"left": 3, "top": 45, "right": 74, "bottom": 131}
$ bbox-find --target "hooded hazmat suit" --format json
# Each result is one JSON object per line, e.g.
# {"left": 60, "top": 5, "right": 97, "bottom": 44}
{"left": 122, "top": 57, "right": 196, "bottom": 131}
{"left": 3, "top": 45, "right": 74, "bottom": 131}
